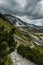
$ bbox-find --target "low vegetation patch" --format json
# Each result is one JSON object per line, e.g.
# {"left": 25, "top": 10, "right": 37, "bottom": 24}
{"left": 17, "top": 45, "right": 43, "bottom": 65}
{"left": 0, "top": 25, "right": 17, "bottom": 65}
{"left": 5, "top": 56, "right": 13, "bottom": 65}
{"left": 0, "top": 18, "right": 13, "bottom": 30}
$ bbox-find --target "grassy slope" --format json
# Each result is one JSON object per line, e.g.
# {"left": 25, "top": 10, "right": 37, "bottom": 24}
{"left": 0, "top": 17, "right": 43, "bottom": 55}
{"left": 16, "top": 28, "right": 43, "bottom": 53}
{"left": 5, "top": 56, "right": 13, "bottom": 65}
{"left": 34, "top": 43, "right": 43, "bottom": 54}
{"left": 15, "top": 28, "right": 32, "bottom": 46}
{"left": 29, "top": 33, "right": 43, "bottom": 54}
{"left": 0, "top": 17, "right": 13, "bottom": 30}
{"left": 0, "top": 17, "right": 13, "bottom": 65}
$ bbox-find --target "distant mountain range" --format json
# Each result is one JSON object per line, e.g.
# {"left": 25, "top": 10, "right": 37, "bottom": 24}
{"left": 0, "top": 13, "right": 43, "bottom": 33}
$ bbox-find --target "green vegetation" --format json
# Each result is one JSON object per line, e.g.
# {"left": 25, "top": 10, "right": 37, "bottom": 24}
{"left": 0, "top": 14, "right": 43, "bottom": 65}
{"left": 35, "top": 45, "right": 43, "bottom": 54}
{"left": 0, "top": 18, "right": 13, "bottom": 30}
{"left": 0, "top": 25, "right": 17, "bottom": 65}
{"left": 5, "top": 56, "right": 13, "bottom": 65}
{"left": 17, "top": 45, "right": 43, "bottom": 65}
{"left": 16, "top": 28, "right": 32, "bottom": 43}
{"left": 33, "top": 42, "right": 43, "bottom": 54}
{"left": 15, "top": 28, "right": 24, "bottom": 38}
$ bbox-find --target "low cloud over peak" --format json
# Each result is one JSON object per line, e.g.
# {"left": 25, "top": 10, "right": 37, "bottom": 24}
{"left": 0, "top": 0, "right": 43, "bottom": 26}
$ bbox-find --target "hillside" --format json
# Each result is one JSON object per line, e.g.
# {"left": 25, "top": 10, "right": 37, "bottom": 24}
{"left": 4, "top": 14, "right": 43, "bottom": 33}
{"left": 0, "top": 14, "right": 13, "bottom": 30}
{"left": 0, "top": 13, "right": 43, "bottom": 65}
{"left": 4, "top": 14, "right": 43, "bottom": 46}
{"left": 0, "top": 13, "right": 43, "bottom": 52}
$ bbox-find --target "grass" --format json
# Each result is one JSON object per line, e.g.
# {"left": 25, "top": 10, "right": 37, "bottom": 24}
{"left": 5, "top": 56, "right": 13, "bottom": 65}
{"left": 29, "top": 33, "right": 43, "bottom": 54}
{"left": 0, "top": 16, "right": 43, "bottom": 60}
{"left": 16, "top": 28, "right": 32, "bottom": 42}
{"left": 0, "top": 18, "right": 15, "bottom": 65}
{"left": 0, "top": 17, "right": 14, "bottom": 65}
{"left": 35, "top": 45, "right": 43, "bottom": 54}
{"left": 33, "top": 42, "right": 43, "bottom": 54}
{"left": 15, "top": 28, "right": 23, "bottom": 38}
{"left": 15, "top": 28, "right": 43, "bottom": 48}
{"left": 0, "top": 18, "right": 13, "bottom": 30}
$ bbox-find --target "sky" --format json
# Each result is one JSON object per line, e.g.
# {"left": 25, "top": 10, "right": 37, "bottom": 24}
{"left": 0, "top": 0, "right": 43, "bottom": 26}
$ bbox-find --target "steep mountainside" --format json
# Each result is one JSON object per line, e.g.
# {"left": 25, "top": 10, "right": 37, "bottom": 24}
{"left": 4, "top": 14, "right": 43, "bottom": 33}
{"left": 0, "top": 13, "right": 43, "bottom": 52}
{"left": 0, "top": 13, "right": 13, "bottom": 30}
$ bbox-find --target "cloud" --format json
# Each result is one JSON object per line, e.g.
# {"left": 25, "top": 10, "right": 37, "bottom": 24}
{"left": 0, "top": 0, "right": 43, "bottom": 26}
{"left": 17, "top": 15, "right": 43, "bottom": 26}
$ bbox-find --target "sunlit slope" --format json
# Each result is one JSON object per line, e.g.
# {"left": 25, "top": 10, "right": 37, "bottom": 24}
{"left": 0, "top": 17, "right": 13, "bottom": 30}
{"left": 0, "top": 16, "right": 43, "bottom": 54}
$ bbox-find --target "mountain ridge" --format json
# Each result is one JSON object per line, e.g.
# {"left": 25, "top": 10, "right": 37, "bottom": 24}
{"left": 4, "top": 13, "right": 43, "bottom": 33}
{"left": 0, "top": 13, "right": 43, "bottom": 33}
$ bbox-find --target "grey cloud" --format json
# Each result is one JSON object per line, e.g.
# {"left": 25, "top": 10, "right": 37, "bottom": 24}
{"left": 0, "top": 0, "right": 43, "bottom": 25}
{"left": 0, "top": 0, "right": 40, "bottom": 16}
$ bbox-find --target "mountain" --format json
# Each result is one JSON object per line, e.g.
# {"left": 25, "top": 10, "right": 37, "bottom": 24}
{"left": 0, "top": 13, "right": 43, "bottom": 65}
{"left": 4, "top": 14, "right": 27, "bottom": 27}
{"left": 4, "top": 14, "right": 43, "bottom": 33}
{"left": 0, "top": 13, "right": 43, "bottom": 47}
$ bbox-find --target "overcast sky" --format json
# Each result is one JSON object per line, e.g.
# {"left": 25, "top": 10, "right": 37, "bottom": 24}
{"left": 0, "top": 0, "right": 43, "bottom": 26}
